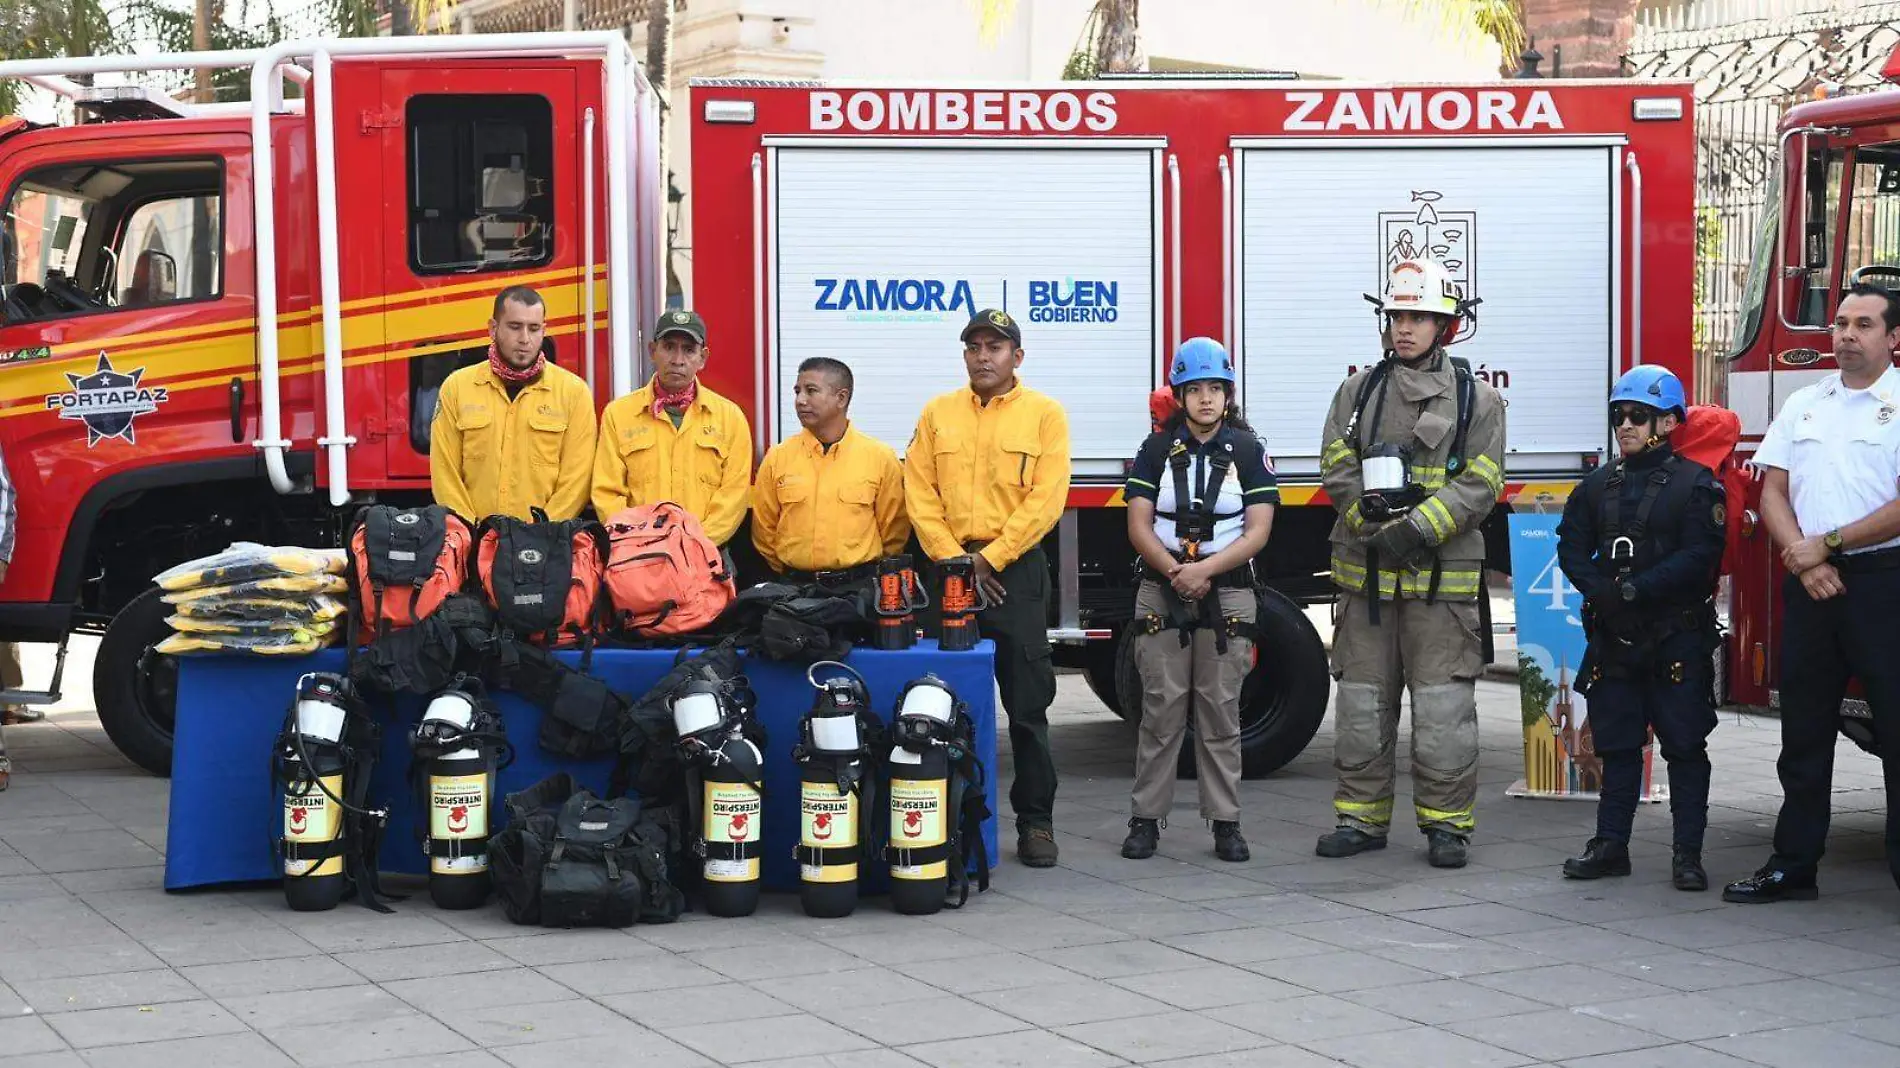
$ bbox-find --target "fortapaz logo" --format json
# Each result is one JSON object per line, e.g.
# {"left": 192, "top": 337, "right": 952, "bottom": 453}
{"left": 814, "top": 278, "right": 975, "bottom": 322}
{"left": 1028, "top": 279, "right": 1117, "bottom": 324}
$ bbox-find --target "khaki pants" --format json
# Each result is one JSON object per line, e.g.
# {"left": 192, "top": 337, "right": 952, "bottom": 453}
{"left": 1330, "top": 593, "right": 1483, "bottom": 837}
{"left": 1131, "top": 580, "right": 1255, "bottom": 823}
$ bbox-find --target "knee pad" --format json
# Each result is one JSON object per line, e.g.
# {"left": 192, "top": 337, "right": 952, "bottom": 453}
{"left": 1333, "top": 681, "right": 1391, "bottom": 769}
{"left": 1411, "top": 682, "right": 1478, "bottom": 774}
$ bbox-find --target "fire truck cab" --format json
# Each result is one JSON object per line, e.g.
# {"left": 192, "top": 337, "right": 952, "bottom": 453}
{"left": 0, "top": 35, "right": 664, "bottom": 773}
{"left": 1725, "top": 44, "right": 1900, "bottom": 753}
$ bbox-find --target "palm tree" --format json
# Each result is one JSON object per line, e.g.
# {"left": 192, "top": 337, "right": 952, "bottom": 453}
{"left": 1375, "top": 0, "right": 1528, "bottom": 74}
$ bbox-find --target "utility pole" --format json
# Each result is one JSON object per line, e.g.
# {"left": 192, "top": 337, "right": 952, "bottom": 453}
{"left": 194, "top": 0, "right": 213, "bottom": 103}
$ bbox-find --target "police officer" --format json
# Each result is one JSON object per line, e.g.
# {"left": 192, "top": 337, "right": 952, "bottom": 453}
{"left": 1725, "top": 282, "right": 1900, "bottom": 904}
{"left": 1316, "top": 258, "right": 1506, "bottom": 869}
{"left": 906, "top": 308, "right": 1072, "bottom": 868}
{"left": 1556, "top": 365, "right": 1722, "bottom": 891}
{"left": 592, "top": 310, "right": 753, "bottom": 544}
{"left": 430, "top": 286, "right": 597, "bottom": 521}
{"left": 751, "top": 356, "right": 910, "bottom": 584}
{"left": 1121, "top": 338, "right": 1278, "bottom": 863}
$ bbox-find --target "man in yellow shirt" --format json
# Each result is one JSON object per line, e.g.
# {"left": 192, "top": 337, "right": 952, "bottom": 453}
{"left": 430, "top": 286, "right": 597, "bottom": 521}
{"left": 591, "top": 310, "right": 753, "bottom": 544}
{"left": 752, "top": 357, "right": 909, "bottom": 583}
{"left": 905, "top": 308, "right": 1072, "bottom": 868}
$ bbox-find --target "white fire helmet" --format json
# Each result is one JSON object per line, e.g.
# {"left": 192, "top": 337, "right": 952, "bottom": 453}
{"left": 1381, "top": 258, "right": 1462, "bottom": 318}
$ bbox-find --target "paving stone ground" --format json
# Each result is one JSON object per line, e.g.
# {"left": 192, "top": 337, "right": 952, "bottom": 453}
{"left": 4, "top": 639, "right": 1900, "bottom": 1068}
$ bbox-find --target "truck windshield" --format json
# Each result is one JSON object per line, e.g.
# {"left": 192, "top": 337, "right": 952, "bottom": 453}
{"left": 1729, "top": 182, "right": 1778, "bottom": 361}
{"left": 1, "top": 158, "right": 222, "bottom": 324}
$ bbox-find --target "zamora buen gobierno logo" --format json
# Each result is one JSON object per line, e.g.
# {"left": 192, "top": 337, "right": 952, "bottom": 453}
{"left": 811, "top": 278, "right": 1119, "bottom": 324}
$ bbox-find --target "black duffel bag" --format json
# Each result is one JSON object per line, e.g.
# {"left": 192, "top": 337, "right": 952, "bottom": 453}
{"left": 490, "top": 772, "right": 686, "bottom": 928}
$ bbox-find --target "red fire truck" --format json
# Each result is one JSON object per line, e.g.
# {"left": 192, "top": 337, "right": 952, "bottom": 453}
{"left": 0, "top": 35, "right": 666, "bottom": 773}
{"left": 1725, "top": 47, "right": 1900, "bottom": 752}
{"left": 688, "top": 75, "right": 1698, "bottom": 777}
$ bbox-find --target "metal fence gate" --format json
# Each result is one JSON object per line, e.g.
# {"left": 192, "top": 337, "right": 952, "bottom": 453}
{"left": 1625, "top": 0, "right": 1900, "bottom": 402}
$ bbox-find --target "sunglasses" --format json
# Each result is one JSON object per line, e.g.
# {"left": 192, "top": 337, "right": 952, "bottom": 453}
{"left": 1610, "top": 404, "right": 1657, "bottom": 427}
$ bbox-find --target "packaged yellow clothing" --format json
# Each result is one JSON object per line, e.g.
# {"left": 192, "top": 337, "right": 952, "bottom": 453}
{"left": 152, "top": 543, "right": 345, "bottom": 591}
{"left": 155, "top": 630, "right": 332, "bottom": 656}
{"left": 167, "top": 614, "right": 340, "bottom": 637}
{"left": 169, "top": 594, "right": 346, "bottom": 623}
{"left": 162, "top": 573, "right": 348, "bottom": 604}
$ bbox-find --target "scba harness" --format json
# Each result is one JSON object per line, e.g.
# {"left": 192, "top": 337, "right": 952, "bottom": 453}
{"left": 1341, "top": 352, "right": 1479, "bottom": 623}
{"left": 1142, "top": 435, "right": 1258, "bottom": 654}
{"left": 1581, "top": 451, "right": 1718, "bottom": 687}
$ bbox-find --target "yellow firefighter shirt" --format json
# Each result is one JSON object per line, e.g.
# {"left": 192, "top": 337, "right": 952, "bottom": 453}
{"left": 429, "top": 361, "right": 597, "bottom": 522}
{"left": 904, "top": 380, "right": 1071, "bottom": 570}
{"left": 591, "top": 378, "right": 753, "bottom": 545}
{"left": 751, "top": 424, "right": 910, "bottom": 574}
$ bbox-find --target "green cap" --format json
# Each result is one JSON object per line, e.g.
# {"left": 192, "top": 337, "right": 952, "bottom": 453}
{"left": 961, "top": 308, "right": 1021, "bottom": 345}
{"left": 654, "top": 308, "right": 707, "bottom": 344}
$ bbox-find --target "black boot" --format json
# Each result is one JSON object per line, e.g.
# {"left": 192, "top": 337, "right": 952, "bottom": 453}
{"left": 1212, "top": 821, "right": 1250, "bottom": 863}
{"left": 1315, "top": 827, "right": 1387, "bottom": 858}
{"left": 1121, "top": 817, "right": 1159, "bottom": 860}
{"left": 1426, "top": 829, "right": 1468, "bottom": 869}
{"left": 1672, "top": 847, "right": 1708, "bottom": 892}
{"left": 1562, "top": 837, "right": 1632, "bottom": 880}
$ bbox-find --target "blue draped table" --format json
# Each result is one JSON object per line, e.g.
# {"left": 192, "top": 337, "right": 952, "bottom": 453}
{"left": 165, "top": 641, "right": 998, "bottom": 896}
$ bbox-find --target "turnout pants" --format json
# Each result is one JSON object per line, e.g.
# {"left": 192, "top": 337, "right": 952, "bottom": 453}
{"left": 1131, "top": 580, "right": 1255, "bottom": 823}
{"left": 1330, "top": 593, "right": 1484, "bottom": 838}
{"left": 1583, "top": 630, "right": 1716, "bottom": 851}
{"left": 925, "top": 546, "right": 1059, "bottom": 829}
{"left": 1769, "top": 566, "right": 1900, "bottom": 887}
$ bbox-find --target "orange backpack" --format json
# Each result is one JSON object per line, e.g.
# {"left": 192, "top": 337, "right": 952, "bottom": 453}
{"left": 602, "top": 502, "right": 734, "bottom": 637}
{"left": 475, "top": 510, "right": 608, "bottom": 648}
{"left": 347, "top": 505, "right": 473, "bottom": 647}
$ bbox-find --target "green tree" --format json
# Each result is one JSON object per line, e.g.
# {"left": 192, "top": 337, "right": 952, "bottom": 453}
{"left": 1374, "top": 0, "right": 1528, "bottom": 74}
{"left": 1518, "top": 653, "right": 1556, "bottom": 729}
{"left": 0, "top": 0, "right": 127, "bottom": 115}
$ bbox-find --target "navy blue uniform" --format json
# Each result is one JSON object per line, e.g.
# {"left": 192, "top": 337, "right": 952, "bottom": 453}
{"left": 1557, "top": 443, "right": 1725, "bottom": 849}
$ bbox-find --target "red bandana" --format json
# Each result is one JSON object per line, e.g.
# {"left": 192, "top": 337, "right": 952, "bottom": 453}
{"left": 488, "top": 344, "right": 544, "bottom": 384}
{"left": 652, "top": 378, "right": 699, "bottom": 419}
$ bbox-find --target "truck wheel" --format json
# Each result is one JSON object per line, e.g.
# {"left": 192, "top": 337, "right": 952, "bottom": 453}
{"left": 1113, "top": 587, "right": 1331, "bottom": 780}
{"left": 95, "top": 587, "right": 177, "bottom": 777}
{"left": 1083, "top": 638, "right": 1126, "bottom": 719}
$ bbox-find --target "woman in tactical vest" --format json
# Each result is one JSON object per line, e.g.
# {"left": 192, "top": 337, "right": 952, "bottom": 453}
{"left": 1120, "top": 338, "right": 1279, "bottom": 862}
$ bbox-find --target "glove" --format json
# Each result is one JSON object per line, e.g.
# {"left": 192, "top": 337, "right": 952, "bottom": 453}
{"left": 1365, "top": 516, "right": 1428, "bottom": 562}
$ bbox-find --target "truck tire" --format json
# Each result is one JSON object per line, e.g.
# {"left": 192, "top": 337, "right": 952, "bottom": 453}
{"left": 94, "top": 587, "right": 177, "bottom": 776}
{"left": 1083, "top": 638, "right": 1124, "bottom": 717}
{"left": 1113, "top": 586, "right": 1330, "bottom": 780}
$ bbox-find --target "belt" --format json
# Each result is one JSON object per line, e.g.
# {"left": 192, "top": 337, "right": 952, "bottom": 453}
{"left": 1834, "top": 546, "right": 1900, "bottom": 573}
{"left": 784, "top": 562, "right": 879, "bottom": 586}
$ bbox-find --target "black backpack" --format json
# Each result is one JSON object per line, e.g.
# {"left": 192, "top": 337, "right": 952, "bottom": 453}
{"left": 489, "top": 772, "right": 686, "bottom": 928}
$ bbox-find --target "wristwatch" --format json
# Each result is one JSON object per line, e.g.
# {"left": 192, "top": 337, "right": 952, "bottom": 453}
{"left": 1825, "top": 529, "right": 1845, "bottom": 554}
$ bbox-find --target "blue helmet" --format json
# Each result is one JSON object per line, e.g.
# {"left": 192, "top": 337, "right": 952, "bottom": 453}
{"left": 1609, "top": 365, "right": 1685, "bottom": 417}
{"left": 1170, "top": 337, "right": 1235, "bottom": 387}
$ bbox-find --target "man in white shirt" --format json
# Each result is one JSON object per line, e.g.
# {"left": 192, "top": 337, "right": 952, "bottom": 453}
{"left": 1725, "top": 282, "right": 1900, "bottom": 904}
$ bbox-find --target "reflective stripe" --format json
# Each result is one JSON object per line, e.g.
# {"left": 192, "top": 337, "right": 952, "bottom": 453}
{"left": 1342, "top": 499, "right": 1368, "bottom": 536}
{"left": 1415, "top": 497, "right": 1455, "bottom": 543}
{"left": 1126, "top": 477, "right": 1157, "bottom": 491}
{"left": 1415, "top": 803, "right": 1475, "bottom": 834}
{"left": 1331, "top": 554, "right": 1481, "bottom": 598}
{"left": 1469, "top": 454, "right": 1504, "bottom": 494}
{"left": 1321, "top": 439, "right": 1354, "bottom": 469}
{"left": 1410, "top": 464, "right": 1447, "bottom": 492}
{"left": 1335, "top": 798, "right": 1394, "bottom": 825}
